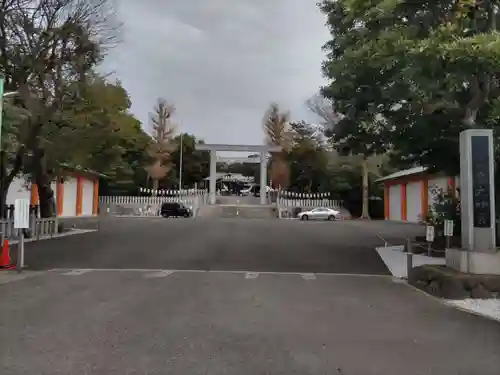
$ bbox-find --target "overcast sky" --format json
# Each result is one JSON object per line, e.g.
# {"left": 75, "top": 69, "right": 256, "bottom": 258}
{"left": 103, "top": 0, "right": 330, "bottom": 149}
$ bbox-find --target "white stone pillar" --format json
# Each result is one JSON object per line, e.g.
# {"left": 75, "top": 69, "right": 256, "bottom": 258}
{"left": 209, "top": 150, "right": 217, "bottom": 204}
{"left": 260, "top": 151, "right": 267, "bottom": 205}
{"left": 459, "top": 129, "right": 496, "bottom": 252}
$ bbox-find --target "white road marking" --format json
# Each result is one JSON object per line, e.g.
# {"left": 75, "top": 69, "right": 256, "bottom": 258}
{"left": 61, "top": 269, "right": 92, "bottom": 276}
{"left": 245, "top": 272, "right": 259, "bottom": 279}
{"left": 301, "top": 273, "right": 316, "bottom": 280}
{"left": 51, "top": 269, "right": 391, "bottom": 278}
{"left": 144, "top": 270, "right": 174, "bottom": 278}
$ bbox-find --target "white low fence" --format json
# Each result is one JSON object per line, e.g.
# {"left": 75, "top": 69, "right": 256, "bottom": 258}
{"left": 99, "top": 194, "right": 208, "bottom": 218}
{"left": 0, "top": 217, "right": 59, "bottom": 240}
{"left": 275, "top": 192, "right": 343, "bottom": 219}
{"left": 276, "top": 197, "right": 342, "bottom": 209}
{"left": 99, "top": 190, "right": 344, "bottom": 219}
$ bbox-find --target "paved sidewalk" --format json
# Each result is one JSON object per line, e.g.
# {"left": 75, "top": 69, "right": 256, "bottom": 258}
{"left": 0, "top": 270, "right": 47, "bottom": 285}
{"left": 7, "top": 229, "right": 96, "bottom": 245}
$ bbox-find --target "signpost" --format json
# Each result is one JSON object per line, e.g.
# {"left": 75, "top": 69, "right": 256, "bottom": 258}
{"left": 426, "top": 225, "right": 434, "bottom": 256}
{"left": 444, "top": 220, "right": 454, "bottom": 237}
{"left": 405, "top": 238, "right": 413, "bottom": 280}
{"left": 14, "top": 198, "right": 30, "bottom": 273}
{"left": 426, "top": 225, "right": 435, "bottom": 242}
{"left": 444, "top": 220, "right": 454, "bottom": 249}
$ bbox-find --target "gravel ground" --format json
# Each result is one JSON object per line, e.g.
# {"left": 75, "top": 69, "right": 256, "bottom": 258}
{"left": 447, "top": 299, "right": 500, "bottom": 322}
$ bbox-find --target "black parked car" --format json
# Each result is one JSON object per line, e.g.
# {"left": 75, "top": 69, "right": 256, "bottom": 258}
{"left": 160, "top": 202, "right": 192, "bottom": 218}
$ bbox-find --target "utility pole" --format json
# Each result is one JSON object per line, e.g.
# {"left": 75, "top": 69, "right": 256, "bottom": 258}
{"left": 0, "top": 75, "right": 4, "bottom": 148}
{"left": 179, "top": 133, "right": 183, "bottom": 189}
{"left": 0, "top": 75, "right": 4, "bottom": 221}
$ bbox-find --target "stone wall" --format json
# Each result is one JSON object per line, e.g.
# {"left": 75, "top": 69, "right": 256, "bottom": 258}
{"left": 410, "top": 265, "right": 500, "bottom": 299}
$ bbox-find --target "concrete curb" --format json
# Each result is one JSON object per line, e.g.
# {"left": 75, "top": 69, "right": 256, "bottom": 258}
{"left": 49, "top": 268, "right": 393, "bottom": 277}
{"left": 8, "top": 229, "right": 97, "bottom": 246}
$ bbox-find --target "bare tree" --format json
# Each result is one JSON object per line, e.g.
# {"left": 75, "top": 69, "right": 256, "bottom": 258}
{"left": 0, "top": 0, "right": 120, "bottom": 217}
{"left": 263, "top": 103, "right": 292, "bottom": 149}
{"left": 306, "top": 94, "right": 342, "bottom": 136}
{"left": 146, "top": 98, "right": 176, "bottom": 191}
{"left": 263, "top": 103, "right": 292, "bottom": 188}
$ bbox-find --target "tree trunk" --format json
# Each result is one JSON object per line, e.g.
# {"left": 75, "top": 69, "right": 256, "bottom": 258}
{"left": 152, "top": 179, "right": 159, "bottom": 192}
{"left": 36, "top": 176, "right": 55, "bottom": 218}
{"left": 360, "top": 157, "right": 371, "bottom": 219}
{"left": 32, "top": 148, "right": 55, "bottom": 218}
{"left": 0, "top": 189, "right": 7, "bottom": 219}
{"left": 0, "top": 150, "right": 8, "bottom": 219}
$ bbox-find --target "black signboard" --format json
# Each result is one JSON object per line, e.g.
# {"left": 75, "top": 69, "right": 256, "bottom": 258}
{"left": 471, "top": 135, "right": 491, "bottom": 228}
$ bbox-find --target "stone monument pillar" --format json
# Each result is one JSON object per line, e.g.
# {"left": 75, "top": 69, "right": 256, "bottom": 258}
{"left": 459, "top": 129, "right": 496, "bottom": 252}
{"left": 447, "top": 129, "right": 499, "bottom": 274}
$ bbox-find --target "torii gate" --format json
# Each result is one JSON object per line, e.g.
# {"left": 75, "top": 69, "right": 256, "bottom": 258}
{"left": 195, "top": 144, "right": 282, "bottom": 205}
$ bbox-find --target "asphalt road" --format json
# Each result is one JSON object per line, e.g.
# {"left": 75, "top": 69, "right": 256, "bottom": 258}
{"left": 1, "top": 269, "right": 499, "bottom": 375}
{"left": 19, "top": 217, "right": 420, "bottom": 274}
{"left": 5, "top": 218, "right": 494, "bottom": 375}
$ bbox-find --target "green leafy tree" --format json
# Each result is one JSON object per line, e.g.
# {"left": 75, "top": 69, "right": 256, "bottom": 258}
{"left": 287, "top": 121, "right": 329, "bottom": 192}
{"left": 0, "top": 0, "right": 119, "bottom": 217}
{"left": 317, "top": 2, "right": 394, "bottom": 218}
{"left": 169, "top": 133, "right": 210, "bottom": 188}
{"left": 0, "top": 97, "right": 30, "bottom": 215}
{"left": 317, "top": 0, "right": 500, "bottom": 217}
{"left": 327, "top": 156, "right": 386, "bottom": 218}
{"left": 319, "top": 0, "right": 500, "bottom": 177}
{"left": 96, "top": 112, "right": 151, "bottom": 196}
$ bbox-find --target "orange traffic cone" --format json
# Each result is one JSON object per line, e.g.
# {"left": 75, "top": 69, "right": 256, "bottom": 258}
{"left": 0, "top": 239, "right": 13, "bottom": 269}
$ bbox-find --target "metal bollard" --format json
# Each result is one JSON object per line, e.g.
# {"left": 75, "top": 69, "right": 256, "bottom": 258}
{"left": 16, "top": 230, "right": 24, "bottom": 273}
{"left": 405, "top": 238, "right": 413, "bottom": 280}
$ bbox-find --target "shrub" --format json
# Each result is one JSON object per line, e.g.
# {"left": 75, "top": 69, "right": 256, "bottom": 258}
{"left": 420, "top": 186, "right": 461, "bottom": 236}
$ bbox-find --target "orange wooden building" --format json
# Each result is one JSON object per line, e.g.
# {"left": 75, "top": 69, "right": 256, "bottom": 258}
{"left": 377, "top": 167, "right": 458, "bottom": 223}
{"left": 6, "top": 168, "right": 100, "bottom": 217}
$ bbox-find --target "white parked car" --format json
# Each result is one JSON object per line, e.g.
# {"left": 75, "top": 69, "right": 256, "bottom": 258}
{"left": 240, "top": 185, "right": 253, "bottom": 196}
{"left": 297, "top": 207, "right": 341, "bottom": 221}
{"left": 240, "top": 184, "right": 273, "bottom": 196}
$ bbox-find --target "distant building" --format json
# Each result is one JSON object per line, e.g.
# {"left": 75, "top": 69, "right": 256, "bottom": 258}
{"left": 200, "top": 173, "right": 254, "bottom": 193}
{"left": 202, "top": 173, "right": 254, "bottom": 184}
{"left": 376, "top": 167, "right": 458, "bottom": 223}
